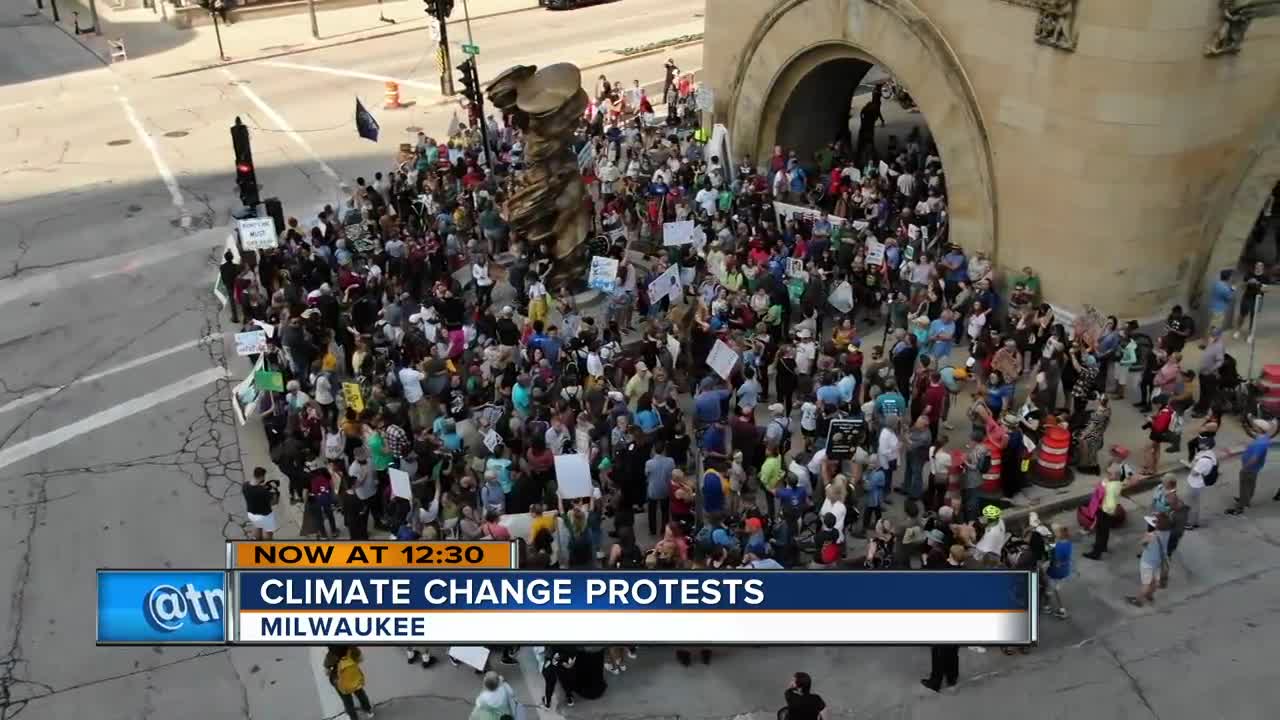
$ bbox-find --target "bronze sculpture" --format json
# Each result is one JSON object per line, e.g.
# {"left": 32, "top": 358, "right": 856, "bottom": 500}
{"left": 486, "top": 63, "right": 592, "bottom": 291}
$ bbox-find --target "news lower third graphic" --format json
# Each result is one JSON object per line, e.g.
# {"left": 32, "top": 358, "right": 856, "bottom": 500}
{"left": 97, "top": 570, "right": 228, "bottom": 644}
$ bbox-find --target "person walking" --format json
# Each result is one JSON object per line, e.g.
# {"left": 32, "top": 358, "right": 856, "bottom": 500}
{"left": 1127, "top": 513, "right": 1172, "bottom": 607}
{"left": 471, "top": 671, "right": 521, "bottom": 720}
{"left": 644, "top": 441, "right": 675, "bottom": 537}
{"left": 1185, "top": 435, "right": 1220, "bottom": 531}
{"left": 541, "top": 646, "right": 578, "bottom": 709}
{"left": 920, "top": 545, "right": 967, "bottom": 692}
{"left": 242, "top": 466, "right": 279, "bottom": 540}
{"left": 323, "top": 645, "right": 375, "bottom": 720}
{"left": 1226, "top": 421, "right": 1274, "bottom": 515}
{"left": 1044, "top": 523, "right": 1072, "bottom": 619}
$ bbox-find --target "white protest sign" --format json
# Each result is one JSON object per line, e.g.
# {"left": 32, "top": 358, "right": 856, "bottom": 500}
{"left": 695, "top": 86, "right": 714, "bottom": 112}
{"left": 772, "top": 201, "right": 847, "bottom": 231}
{"left": 647, "top": 265, "right": 680, "bottom": 306}
{"left": 624, "top": 88, "right": 642, "bottom": 111}
{"left": 251, "top": 319, "right": 276, "bottom": 338}
{"left": 234, "top": 330, "right": 268, "bottom": 357}
{"left": 237, "top": 217, "right": 279, "bottom": 251}
{"left": 554, "top": 454, "right": 593, "bottom": 499}
{"left": 663, "top": 220, "right": 697, "bottom": 246}
{"left": 587, "top": 256, "right": 620, "bottom": 293}
{"left": 865, "top": 239, "right": 886, "bottom": 267}
{"left": 706, "top": 339, "right": 739, "bottom": 381}
{"left": 678, "top": 267, "right": 696, "bottom": 292}
{"left": 448, "top": 647, "right": 490, "bottom": 672}
{"left": 483, "top": 429, "right": 502, "bottom": 453}
{"left": 787, "top": 258, "right": 806, "bottom": 278}
{"left": 389, "top": 467, "right": 412, "bottom": 500}
{"left": 828, "top": 281, "right": 854, "bottom": 314}
{"left": 878, "top": 160, "right": 890, "bottom": 178}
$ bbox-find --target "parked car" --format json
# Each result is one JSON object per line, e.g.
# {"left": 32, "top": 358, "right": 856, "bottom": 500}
{"left": 541, "top": 0, "right": 617, "bottom": 9}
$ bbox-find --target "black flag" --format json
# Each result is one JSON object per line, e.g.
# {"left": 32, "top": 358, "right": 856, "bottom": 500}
{"left": 355, "top": 99, "right": 380, "bottom": 142}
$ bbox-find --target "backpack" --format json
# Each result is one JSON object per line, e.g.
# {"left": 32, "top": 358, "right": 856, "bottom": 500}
{"left": 335, "top": 655, "right": 364, "bottom": 694}
{"left": 1198, "top": 452, "right": 1219, "bottom": 486}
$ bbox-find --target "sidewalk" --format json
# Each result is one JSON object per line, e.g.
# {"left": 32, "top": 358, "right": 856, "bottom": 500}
{"left": 44, "top": 0, "right": 540, "bottom": 76}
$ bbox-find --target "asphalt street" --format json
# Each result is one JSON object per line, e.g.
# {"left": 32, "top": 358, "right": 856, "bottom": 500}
{"left": 2, "top": 1, "right": 1276, "bottom": 719}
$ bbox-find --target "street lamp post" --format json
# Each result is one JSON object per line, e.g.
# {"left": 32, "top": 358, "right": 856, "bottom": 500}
{"left": 308, "top": 0, "right": 319, "bottom": 40}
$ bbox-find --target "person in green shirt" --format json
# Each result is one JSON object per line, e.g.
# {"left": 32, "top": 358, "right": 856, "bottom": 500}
{"left": 766, "top": 302, "right": 784, "bottom": 329}
{"left": 1014, "top": 266, "right": 1041, "bottom": 303}
{"left": 365, "top": 423, "right": 392, "bottom": 473}
{"left": 760, "top": 444, "right": 786, "bottom": 519}
{"left": 717, "top": 189, "right": 734, "bottom": 213}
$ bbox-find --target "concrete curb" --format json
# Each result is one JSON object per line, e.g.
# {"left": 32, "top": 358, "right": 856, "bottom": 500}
{"left": 153, "top": 2, "right": 542, "bottom": 80}
{"left": 1002, "top": 436, "right": 1278, "bottom": 529}
{"left": 578, "top": 38, "right": 704, "bottom": 73}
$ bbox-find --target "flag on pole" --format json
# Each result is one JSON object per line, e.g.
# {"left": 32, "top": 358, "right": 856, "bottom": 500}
{"left": 355, "top": 99, "right": 380, "bottom": 142}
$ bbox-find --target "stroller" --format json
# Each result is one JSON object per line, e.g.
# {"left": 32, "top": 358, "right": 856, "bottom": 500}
{"left": 1214, "top": 353, "right": 1247, "bottom": 415}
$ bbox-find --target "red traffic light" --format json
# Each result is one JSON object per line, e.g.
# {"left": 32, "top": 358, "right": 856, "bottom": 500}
{"left": 237, "top": 162, "right": 253, "bottom": 174}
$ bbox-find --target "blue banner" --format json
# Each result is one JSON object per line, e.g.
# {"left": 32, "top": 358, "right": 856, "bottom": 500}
{"left": 97, "top": 570, "right": 228, "bottom": 644}
{"left": 236, "top": 570, "right": 1031, "bottom": 612}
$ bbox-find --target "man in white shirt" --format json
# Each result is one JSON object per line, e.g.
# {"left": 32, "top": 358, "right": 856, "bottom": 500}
{"left": 695, "top": 186, "right": 718, "bottom": 217}
{"left": 896, "top": 170, "right": 916, "bottom": 198}
{"left": 878, "top": 423, "right": 902, "bottom": 496}
{"left": 399, "top": 362, "right": 429, "bottom": 430}
{"left": 1185, "top": 441, "right": 1218, "bottom": 529}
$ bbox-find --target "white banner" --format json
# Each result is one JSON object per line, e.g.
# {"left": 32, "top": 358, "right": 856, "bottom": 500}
{"left": 772, "top": 201, "right": 848, "bottom": 231}
{"left": 234, "top": 330, "right": 268, "bottom": 357}
{"left": 237, "top": 217, "right": 279, "bottom": 251}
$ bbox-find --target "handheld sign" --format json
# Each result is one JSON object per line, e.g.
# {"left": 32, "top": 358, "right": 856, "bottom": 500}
{"left": 554, "top": 454, "right": 593, "bottom": 500}
{"left": 706, "top": 339, "right": 739, "bottom": 381}
{"left": 237, "top": 217, "right": 279, "bottom": 251}
{"left": 865, "top": 240, "right": 886, "bottom": 267}
{"left": 234, "top": 330, "right": 267, "bottom": 357}
{"left": 587, "top": 256, "right": 619, "bottom": 293}
{"left": 663, "top": 220, "right": 697, "bottom": 246}
{"left": 342, "top": 382, "right": 365, "bottom": 413}
{"left": 825, "top": 417, "right": 866, "bottom": 460}
{"left": 254, "top": 369, "right": 284, "bottom": 393}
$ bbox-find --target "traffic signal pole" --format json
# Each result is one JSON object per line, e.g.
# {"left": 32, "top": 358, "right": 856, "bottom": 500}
{"left": 429, "top": 0, "right": 455, "bottom": 97}
{"left": 459, "top": 0, "right": 494, "bottom": 171}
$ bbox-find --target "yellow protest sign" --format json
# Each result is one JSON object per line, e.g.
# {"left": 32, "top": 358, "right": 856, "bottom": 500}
{"left": 342, "top": 382, "right": 364, "bottom": 413}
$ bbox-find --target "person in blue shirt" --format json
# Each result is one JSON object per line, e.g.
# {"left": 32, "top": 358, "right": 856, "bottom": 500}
{"left": 700, "top": 420, "right": 729, "bottom": 464}
{"left": 875, "top": 380, "right": 907, "bottom": 423}
{"left": 787, "top": 160, "right": 807, "bottom": 198}
{"left": 816, "top": 372, "right": 843, "bottom": 410}
{"left": 693, "top": 382, "right": 731, "bottom": 426}
{"left": 927, "top": 309, "right": 957, "bottom": 360}
{"left": 942, "top": 246, "right": 969, "bottom": 290}
{"left": 1207, "top": 269, "right": 1236, "bottom": 333}
{"left": 701, "top": 466, "right": 728, "bottom": 515}
{"left": 837, "top": 371, "right": 858, "bottom": 407}
{"left": 1227, "top": 423, "right": 1274, "bottom": 514}
{"left": 634, "top": 397, "right": 663, "bottom": 439}
{"left": 1045, "top": 523, "right": 1072, "bottom": 618}
{"left": 985, "top": 371, "right": 1014, "bottom": 415}
{"left": 861, "top": 459, "right": 887, "bottom": 534}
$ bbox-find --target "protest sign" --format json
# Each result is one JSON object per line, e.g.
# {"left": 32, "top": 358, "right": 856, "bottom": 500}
{"left": 237, "top": 217, "right": 279, "bottom": 251}
{"left": 706, "top": 339, "right": 739, "bottom": 381}
{"left": 254, "top": 369, "right": 284, "bottom": 393}
{"left": 587, "top": 256, "right": 619, "bottom": 293}
{"left": 389, "top": 467, "right": 412, "bottom": 500}
{"left": 448, "top": 647, "right": 490, "bottom": 672}
{"left": 342, "top": 382, "right": 364, "bottom": 413}
{"left": 828, "top": 281, "right": 854, "bottom": 314}
{"left": 787, "top": 258, "right": 806, "bottom": 278}
{"left": 663, "top": 220, "right": 697, "bottom": 246}
{"left": 771, "top": 201, "right": 848, "bottom": 231}
{"left": 865, "top": 240, "right": 886, "bottom": 267}
{"left": 554, "top": 454, "right": 593, "bottom": 499}
{"left": 231, "top": 358, "right": 263, "bottom": 426}
{"left": 483, "top": 429, "right": 503, "bottom": 453}
{"left": 825, "top": 417, "right": 867, "bottom": 460}
{"left": 695, "top": 86, "right": 714, "bottom": 112}
{"left": 647, "top": 265, "right": 680, "bottom": 306}
{"left": 234, "top": 330, "right": 267, "bottom": 357}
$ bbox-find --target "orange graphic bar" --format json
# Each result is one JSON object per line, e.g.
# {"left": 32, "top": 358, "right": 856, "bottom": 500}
{"left": 228, "top": 541, "right": 515, "bottom": 569}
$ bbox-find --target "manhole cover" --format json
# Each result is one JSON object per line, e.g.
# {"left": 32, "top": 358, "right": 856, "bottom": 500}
{"left": 163, "top": 130, "right": 189, "bottom": 138}
{"left": 127, "top": 204, "right": 143, "bottom": 212}
{"left": 406, "top": 126, "right": 423, "bottom": 134}
{"left": 107, "top": 139, "right": 132, "bottom": 146}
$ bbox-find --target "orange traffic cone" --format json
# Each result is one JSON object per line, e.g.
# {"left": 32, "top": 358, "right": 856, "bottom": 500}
{"left": 384, "top": 81, "right": 401, "bottom": 110}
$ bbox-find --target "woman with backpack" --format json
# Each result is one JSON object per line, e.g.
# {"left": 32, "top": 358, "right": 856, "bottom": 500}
{"left": 323, "top": 645, "right": 375, "bottom": 720}
{"left": 1128, "top": 512, "right": 1173, "bottom": 607}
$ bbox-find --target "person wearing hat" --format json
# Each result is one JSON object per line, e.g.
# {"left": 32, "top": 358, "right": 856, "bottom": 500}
{"left": 1083, "top": 445, "right": 1132, "bottom": 560}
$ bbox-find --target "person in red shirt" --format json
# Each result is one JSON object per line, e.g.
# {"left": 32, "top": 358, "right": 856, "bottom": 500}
{"left": 1142, "top": 397, "right": 1176, "bottom": 474}
{"left": 921, "top": 370, "right": 948, "bottom": 443}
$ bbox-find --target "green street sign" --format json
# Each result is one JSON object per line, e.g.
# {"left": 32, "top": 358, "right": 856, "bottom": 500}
{"left": 254, "top": 369, "right": 285, "bottom": 393}
{"left": 462, "top": 44, "right": 480, "bottom": 56}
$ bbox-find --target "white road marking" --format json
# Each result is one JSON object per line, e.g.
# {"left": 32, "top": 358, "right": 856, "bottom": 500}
{"left": 117, "top": 94, "right": 192, "bottom": 229}
{"left": 0, "top": 334, "right": 221, "bottom": 417}
{"left": 0, "top": 367, "right": 225, "bottom": 473}
{"left": 0, "top": 229, "right": 222, "bottom": 307}
{"left": 259, "top": 60, "right": 438, "bottom": 92}
{"left": 220, "top": 67, "right": 344, "bottom": 186}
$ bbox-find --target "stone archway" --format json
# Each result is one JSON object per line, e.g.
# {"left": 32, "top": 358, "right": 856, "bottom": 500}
{"left": 725, "top": 0, "right": 998, "bottom": 257}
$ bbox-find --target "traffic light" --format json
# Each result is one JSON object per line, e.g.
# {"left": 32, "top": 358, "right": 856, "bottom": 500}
{"left": 230, "top": 116, "right": 260, "bottom": 208}
{"left": 457, "top": 58, "right": 479, "bottom": 105}
{"left": 424, "top": 0, "right": 453, "bottom": 19}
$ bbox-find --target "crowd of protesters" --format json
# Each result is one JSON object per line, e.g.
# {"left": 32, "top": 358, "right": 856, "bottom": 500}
{"left": 225, "top": 71, "right": 1277, "bottom": 715}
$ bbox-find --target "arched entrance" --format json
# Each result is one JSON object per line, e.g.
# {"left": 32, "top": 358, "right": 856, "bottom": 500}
{"left": 725, "top": 0, "right": 998, "bottom": 257}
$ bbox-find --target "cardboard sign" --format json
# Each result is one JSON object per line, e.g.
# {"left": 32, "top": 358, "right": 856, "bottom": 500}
{"left": 865, "top": 240, "right": 886, "bottom": 267}
{"left": 389, "top": 467, "right": 412, "bottom": 500}
{"left": 662, "top": 220, "right": 697, "bottom": 246}
{"left": 825, "top": 417, "right": 866, "bottom": 460}
{"left": 342, "top": 382, "right": 364, "bottom": 413}
{"left": 695, "top": 86, "right": 714, "bottom": 112}
{"left": 787, "top": 258, "right": 806, "bottom": 278}
{"left": 554, "top": 454, "right": 593, "bottom": 500}
{"left": 234, "top": 330, "right": 267, "bottom": 357}
{"left": 483, "top": 429, "right": 503, "bottom": 453}
{"left": 448, "top": 646, "right": 490, "bottom": 672}
{"left": 706, "top": 339, "right": 739, "bottom": 381}
{"left": 237, "top": 217, "right": 279, "bottom": 251}
{"left": 587, "top": 256, "right": 619, "bottom": 293}
{"left": 254, "top": 369, "right": 284, "bottom": 393}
